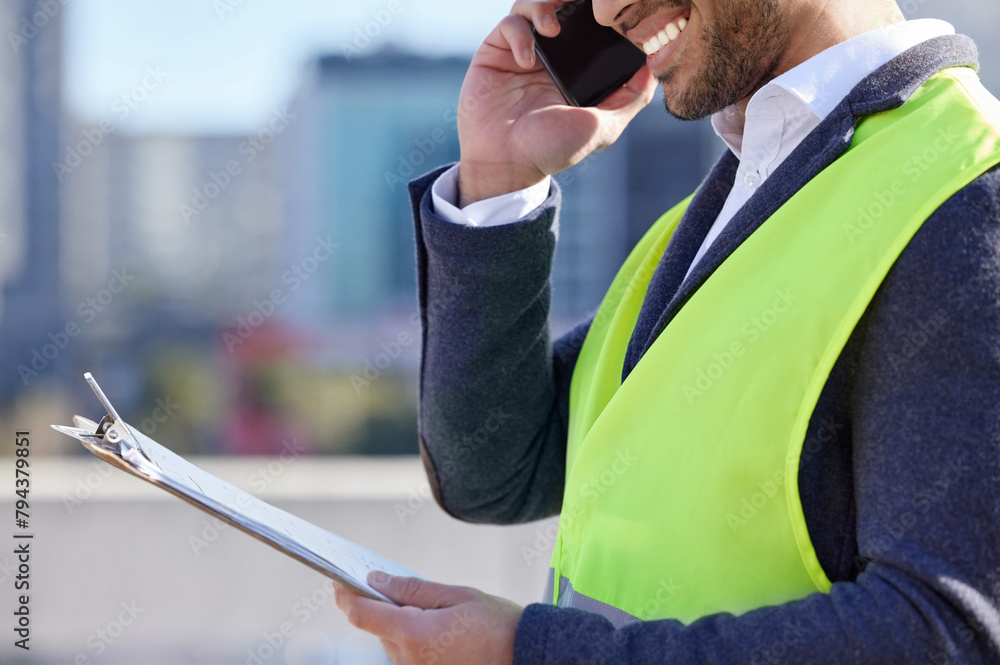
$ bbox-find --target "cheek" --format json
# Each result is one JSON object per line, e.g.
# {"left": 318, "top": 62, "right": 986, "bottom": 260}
{"left": 669, "top": 14, "right": 702, "bottom": 75}
{"left": 678, "top": 8, "right": 705, "bottom": 58}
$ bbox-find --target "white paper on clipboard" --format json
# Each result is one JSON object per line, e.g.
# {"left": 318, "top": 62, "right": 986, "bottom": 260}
{"left": 52, "top": 373, "right": 421, "bottom": 604}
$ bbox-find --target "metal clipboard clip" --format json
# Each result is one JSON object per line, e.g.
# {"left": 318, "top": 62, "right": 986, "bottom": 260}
{"left": 51, "top": 373, "right": 159, "bottom": 472}
{"left": 51, "top": 373, "right": 420, "bottom": 603}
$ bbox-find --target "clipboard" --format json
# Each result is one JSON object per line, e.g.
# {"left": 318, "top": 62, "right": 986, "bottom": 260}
{"left": 52, "top": 373, "right": 421, "bottom": 604}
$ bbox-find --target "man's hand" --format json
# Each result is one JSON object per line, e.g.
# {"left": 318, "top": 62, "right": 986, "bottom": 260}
{"left": 457, "top": 0, "right": 657, "bottom": 206}
{"left": 334, "top": 571, "right": 525, "bottom": 665}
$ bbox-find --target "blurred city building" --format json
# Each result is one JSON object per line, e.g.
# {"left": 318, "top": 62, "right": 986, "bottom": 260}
{"left": 285, "top": 50, "right": 720, "bottom": 317}
{"left": 0, "top": 0, "right": 65, "bottom": 396}
{"left": 284, "top": 51, "right": 466, "bottom": 317}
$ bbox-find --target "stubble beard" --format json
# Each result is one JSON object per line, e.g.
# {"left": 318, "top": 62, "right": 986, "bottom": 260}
{"left": 656, "top": 0, "right": 791, "bottom": 121}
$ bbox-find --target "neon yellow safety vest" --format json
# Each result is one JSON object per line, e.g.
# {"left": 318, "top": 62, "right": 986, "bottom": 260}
{"left": 549, "top": 68, "right": 1000, "bottom": 626}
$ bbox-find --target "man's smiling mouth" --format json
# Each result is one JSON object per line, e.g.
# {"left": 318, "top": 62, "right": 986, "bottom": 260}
{"left": 640, "top": 15, "right": 689, "bottom": 56}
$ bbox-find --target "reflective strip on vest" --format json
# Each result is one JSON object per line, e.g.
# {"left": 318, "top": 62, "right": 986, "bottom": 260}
{"left": 542, "top": 567, "right": 650, "bottom": 628}
{"left": 550, "top": 68, "right": 1000, "bottom": 626}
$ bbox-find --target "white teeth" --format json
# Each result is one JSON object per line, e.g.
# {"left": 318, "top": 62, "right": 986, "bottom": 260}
{"left": 641, "top": 17, "right": 688, "bottom": 57}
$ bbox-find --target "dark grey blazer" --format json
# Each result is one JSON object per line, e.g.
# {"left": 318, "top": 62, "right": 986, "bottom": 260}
{"left": 408, "top": 34, "right": 1000, "bottom": 664}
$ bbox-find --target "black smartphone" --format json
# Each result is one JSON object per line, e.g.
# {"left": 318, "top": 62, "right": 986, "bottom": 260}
{"left": 532, "top": 0, "right": 647, "bottom": 107}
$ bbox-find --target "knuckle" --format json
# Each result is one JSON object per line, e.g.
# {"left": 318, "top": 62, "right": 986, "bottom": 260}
{"left": 399, "top": 576, "right": 424, "bottom": 599}
{"left": 501, "top": 13, "right": 528, "bottom": 32}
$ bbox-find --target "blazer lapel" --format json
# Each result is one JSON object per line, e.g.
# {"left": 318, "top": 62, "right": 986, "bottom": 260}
{"left": 621, "top": 152, "right": 737, "bottom": 377}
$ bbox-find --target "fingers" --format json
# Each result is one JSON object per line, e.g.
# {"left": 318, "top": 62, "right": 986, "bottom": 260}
{"left": 496, "top": 15, "right": 537, "bottom": 70}
{"left": 334, "top": 575, "right": 477, "bottom": 649}
{"left": 512, "top": 0, "right": 563, "bottom": 37}
{"left": 333, "top": 582, "right": 417, "bottom": 640}
{"left": 494, "top": 1, "right": 563, "bottom": 70}
{"left": 369, "top": 572, "right": 475, "bottom": 610}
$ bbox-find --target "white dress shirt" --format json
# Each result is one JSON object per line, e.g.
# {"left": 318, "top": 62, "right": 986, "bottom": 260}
{"left": 431, "top": 19, "right": 955, "bottom": 279}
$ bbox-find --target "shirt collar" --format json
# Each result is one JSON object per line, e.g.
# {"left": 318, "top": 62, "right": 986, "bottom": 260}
{"left": 710, "top": 18, "right": 956, "bottom": 158}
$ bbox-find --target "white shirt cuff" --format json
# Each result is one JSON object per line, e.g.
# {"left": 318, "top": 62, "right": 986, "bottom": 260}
{"left": 430, "top": 164, "right": 552, "bottom": 227}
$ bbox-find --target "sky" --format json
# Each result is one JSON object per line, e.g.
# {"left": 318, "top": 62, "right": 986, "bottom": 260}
{"left": 62, "top": 0, "right": 1000, "bottom": 136}
{"left": 63, "top": 0, "right": 515, "bottom": 134}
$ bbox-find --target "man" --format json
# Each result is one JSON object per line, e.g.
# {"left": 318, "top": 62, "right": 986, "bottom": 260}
{"left": 335, "top": 0, "right": 1000, "bottom": 662}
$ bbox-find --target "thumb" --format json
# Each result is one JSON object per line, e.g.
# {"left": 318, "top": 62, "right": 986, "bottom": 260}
{"left": 368, "top": 571, "right": 472, "bottom": 610}
{"left": 589, "top": 66, "right": 657, "bottom": 150}
{"left": 598, "top": 65, "right": 657, "bottom": 117}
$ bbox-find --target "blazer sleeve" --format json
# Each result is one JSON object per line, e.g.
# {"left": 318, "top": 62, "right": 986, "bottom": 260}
{"left": 409, "top": 166, "right": 591, "bottom": 525}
